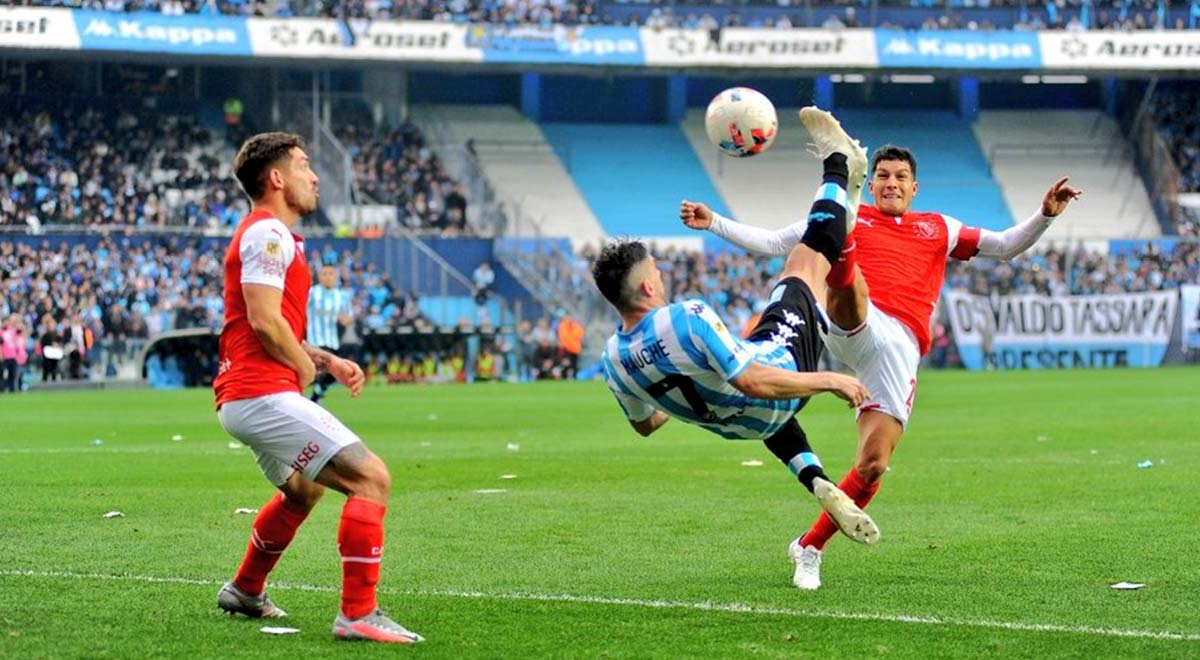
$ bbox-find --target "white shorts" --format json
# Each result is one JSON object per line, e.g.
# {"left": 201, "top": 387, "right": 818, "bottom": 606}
{"left": 822, "top": 301, "right": 920, "bottom": 428}
{"left": 217, "top": 391, "right": 361, "bottom": 486}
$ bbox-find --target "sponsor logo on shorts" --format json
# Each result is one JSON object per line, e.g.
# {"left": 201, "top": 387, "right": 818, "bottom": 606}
{"left": 291, "top": 440, "right": 321, "bottom": 472}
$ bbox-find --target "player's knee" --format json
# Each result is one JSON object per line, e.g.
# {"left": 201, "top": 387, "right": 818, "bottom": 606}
{"left": 351, "top": 455, "right": 391, "bottom": 501}
{"left": 291, "top": 485, "right": 325, "bottom": 511}
{"left": 855, "top": 456, "right": 888, "bottom": 484}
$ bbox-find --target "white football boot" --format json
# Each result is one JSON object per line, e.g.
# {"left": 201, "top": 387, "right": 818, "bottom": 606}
{"left": 812, "top": 477, "right": 880, "bottom": 545}
{"left": 333, "top": 608, "right": 425, "bottom": 644}
{"left": 789, "top": 539, "right": 823, "bottom": 590}
{"left": 798, "top": 106, "right": 868, "bottom": 232}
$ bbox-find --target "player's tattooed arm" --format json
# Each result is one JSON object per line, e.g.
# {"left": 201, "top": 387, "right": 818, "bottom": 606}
{"left": 303, "top": 342, "right": 366, "bottom": 397}
{"left": 302, "top": 342, "right": 335, "bottom": 372}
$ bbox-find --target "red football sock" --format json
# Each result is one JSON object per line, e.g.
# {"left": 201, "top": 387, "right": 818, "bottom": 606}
{"left": 233, "top": 493, "right": 310, "bottom": 596}
{"left": 800, "top": 467, "right": 882, "bottom": 551}
{"left": 825, "top": 235, "right": 858, "bottom": 290}
{"left": 338, "top": 497, "right": 386, "bottom": 620}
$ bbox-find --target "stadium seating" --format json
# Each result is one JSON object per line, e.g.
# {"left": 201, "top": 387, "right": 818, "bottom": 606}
{"left": 19, "top": 0, "right": 1198, "bottom": 30}
{"left": 0, "top": 99, "right": 243, "bottom": 229}
{"left": 411, "top": 104, "right": 605, "bottom": 245}
{"left": 335, "top": 116, "right": 473, "bottom": 236}
{"left": 688, "top": 108, "right": 1013, "bottom": 234}
{"left": 973, "top": 110, "right": 1160, "bottom": 242}
{"left": 417, "top": 295, "right": 504, "bottom": 327}
{"left": 536, "top": 121, "right": 727, "bottom": 240}
{"left": 683, "top": 106, "right": 825, "bottom": 238}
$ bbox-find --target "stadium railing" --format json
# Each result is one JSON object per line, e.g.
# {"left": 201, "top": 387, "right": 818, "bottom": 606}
{"left": 1128, "top": 81, "right": 1187, "bottom": 236}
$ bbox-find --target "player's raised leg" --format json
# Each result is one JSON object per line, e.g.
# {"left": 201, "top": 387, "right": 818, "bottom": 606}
{"left": 799, "top": 106, "right": 871, "bottom": 334}
{"left": 315, "top": 443, "right": 424, "bottom": 644}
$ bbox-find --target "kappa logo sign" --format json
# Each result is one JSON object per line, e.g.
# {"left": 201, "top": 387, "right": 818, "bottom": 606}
{"left": 881, "top": 34, "right": 1035, "bottom": 64}
{"left": 74, "top": 10, "right": 250, "bottom": 54}
{"left": 82, "top": 17, "right": 239, "bottom": 47}
{"left": 875, "top": 29, "right": 1041, "bottom": 68}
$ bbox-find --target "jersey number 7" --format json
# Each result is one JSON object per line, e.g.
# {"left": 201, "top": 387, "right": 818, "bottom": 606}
{"left": 646, "top": 374, "right": 718, "bottom": 423}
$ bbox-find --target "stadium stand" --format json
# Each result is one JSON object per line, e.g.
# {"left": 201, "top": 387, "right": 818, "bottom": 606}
{"left": 688, "top": 108, "right": 1010, "bottom": 235}
{"left": 683, "top": 106, "right": 823, "bottom": 237}
{"left": 26, "top": 0, "right": 1199, "bottom": 30}
{"left": 974, "top": 110, "right": 1160, "bottom": 241}
{"left": 336, "top": 115, "right": 474, "bottom": 237}
{"left": 1149, "top": 81, "right": 1200, "bottom": 237}
{"left": 537, "top": 122, "right": 728, "bottom": 239}
{"left": 838, "top": 110, "right": 1013, "bottom": 231}
{"left": 0, "top": 99, "right": 245, "bottom": 229}
{"left": 945, "top": 240, "right": 1199, "bottom": 296}
{"left": 411, "top": 104, "right": 604, "bottom": 244}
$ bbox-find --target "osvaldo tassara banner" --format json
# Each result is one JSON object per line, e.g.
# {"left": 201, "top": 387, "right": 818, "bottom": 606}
{"left": 247, "top": 18, "right": 478, "bottom": 62}
{"left": 943, "top": 290, "right": 1178, "bottom": 370}
{"left": 640, "top": 27, "right": 877, "bottom": 68}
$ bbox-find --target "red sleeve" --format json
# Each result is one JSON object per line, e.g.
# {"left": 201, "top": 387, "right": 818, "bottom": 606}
{"left": 950, "top": 225, "right": 981, "bottom": 261}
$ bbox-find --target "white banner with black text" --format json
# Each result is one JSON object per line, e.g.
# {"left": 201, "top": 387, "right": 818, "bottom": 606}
{"left": 944, "top": 290, "right": 1178, "bottom": 370}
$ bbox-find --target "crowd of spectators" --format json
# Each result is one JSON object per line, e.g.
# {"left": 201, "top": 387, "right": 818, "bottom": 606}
{"left": 11, "top": 0, "right": 1199, "bottom": 31}
{"left": 0, "top": 101, "right": 245, "bottom": 230}
{"left": 0, "top": 96, "right": 474, "bottom": 237}
{"left": 0, "top": 236, "right": 224, "bottom": 387}
{"left": 0, "top": 236, "right": 442, "bottom": 390}
{"left": 1149, "top": 83, "right": 1200, "bottom": 236}
{"left": 337, "top": 119, "right": 472, "bottom": 237}
{"left": 1, "top": 232, "right": 1196, "bottom": 391}
{"left": 944, "top": 240, "right": 1200, "bottom": 296}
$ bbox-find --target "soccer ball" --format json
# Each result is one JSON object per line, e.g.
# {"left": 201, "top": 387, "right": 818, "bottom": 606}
{"left": 704, "top": 87, "right": 778, "bottom": 158}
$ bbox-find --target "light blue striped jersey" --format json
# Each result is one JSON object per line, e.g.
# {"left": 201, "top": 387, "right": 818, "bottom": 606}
{"left": 600, "top": 299, "right": 803, "bottom": 440}
{"left": 307, "top": 285, "right": 351, "bottom": 349}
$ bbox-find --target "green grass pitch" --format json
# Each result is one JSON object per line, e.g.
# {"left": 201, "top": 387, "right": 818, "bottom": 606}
{"left": 2, "top": 368, "right": 1198, "bottom": 658}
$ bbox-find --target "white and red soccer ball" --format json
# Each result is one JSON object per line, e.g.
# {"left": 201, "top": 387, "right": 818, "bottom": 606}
{"left": 704, "top": 87, "right": 778, "bottom": 158}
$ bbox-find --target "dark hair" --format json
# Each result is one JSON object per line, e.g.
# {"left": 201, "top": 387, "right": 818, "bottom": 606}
{"left": 234, "top": 132, "right": 305, "bottom": 200}
{"left": 592, "top": 239, "right": 650, "bottom": 311}
{"left": 870, "top": 144, "right": 917, "bottom": 178}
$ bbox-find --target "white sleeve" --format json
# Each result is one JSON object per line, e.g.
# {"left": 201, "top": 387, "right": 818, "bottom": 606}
{"left": 239, "top": 219, "right": 296, "bottom": 290}
{"left": 708, "top": 213, "right": 807, "bottom": 257}
{"left": 975, "top": 210, "right": 1055, "bottom": 260}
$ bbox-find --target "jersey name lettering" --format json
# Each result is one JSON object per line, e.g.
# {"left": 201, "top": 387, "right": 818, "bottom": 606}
{"left": 620, "top": 338, "right": 670, "bottom": 373}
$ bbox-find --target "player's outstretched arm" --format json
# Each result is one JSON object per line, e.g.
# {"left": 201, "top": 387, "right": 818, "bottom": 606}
{"left": 629, "top": 410, "right": 671, "bottom": 437}
{"left": 976, "top": 177, "right": 1083, "bottom": 260}
{"left": 730, "top": 362, "right": 868, "bottom": 408}
{"left": 680, "top": 200, "right": 805, "bottom": 257}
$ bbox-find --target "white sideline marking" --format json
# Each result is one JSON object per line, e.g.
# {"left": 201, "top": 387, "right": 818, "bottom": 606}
{"left": 1, "top": 568, "right": 1198, "bottom": 642}
{"left": 0, "top": 448, "right": 236, "bottom": 456}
